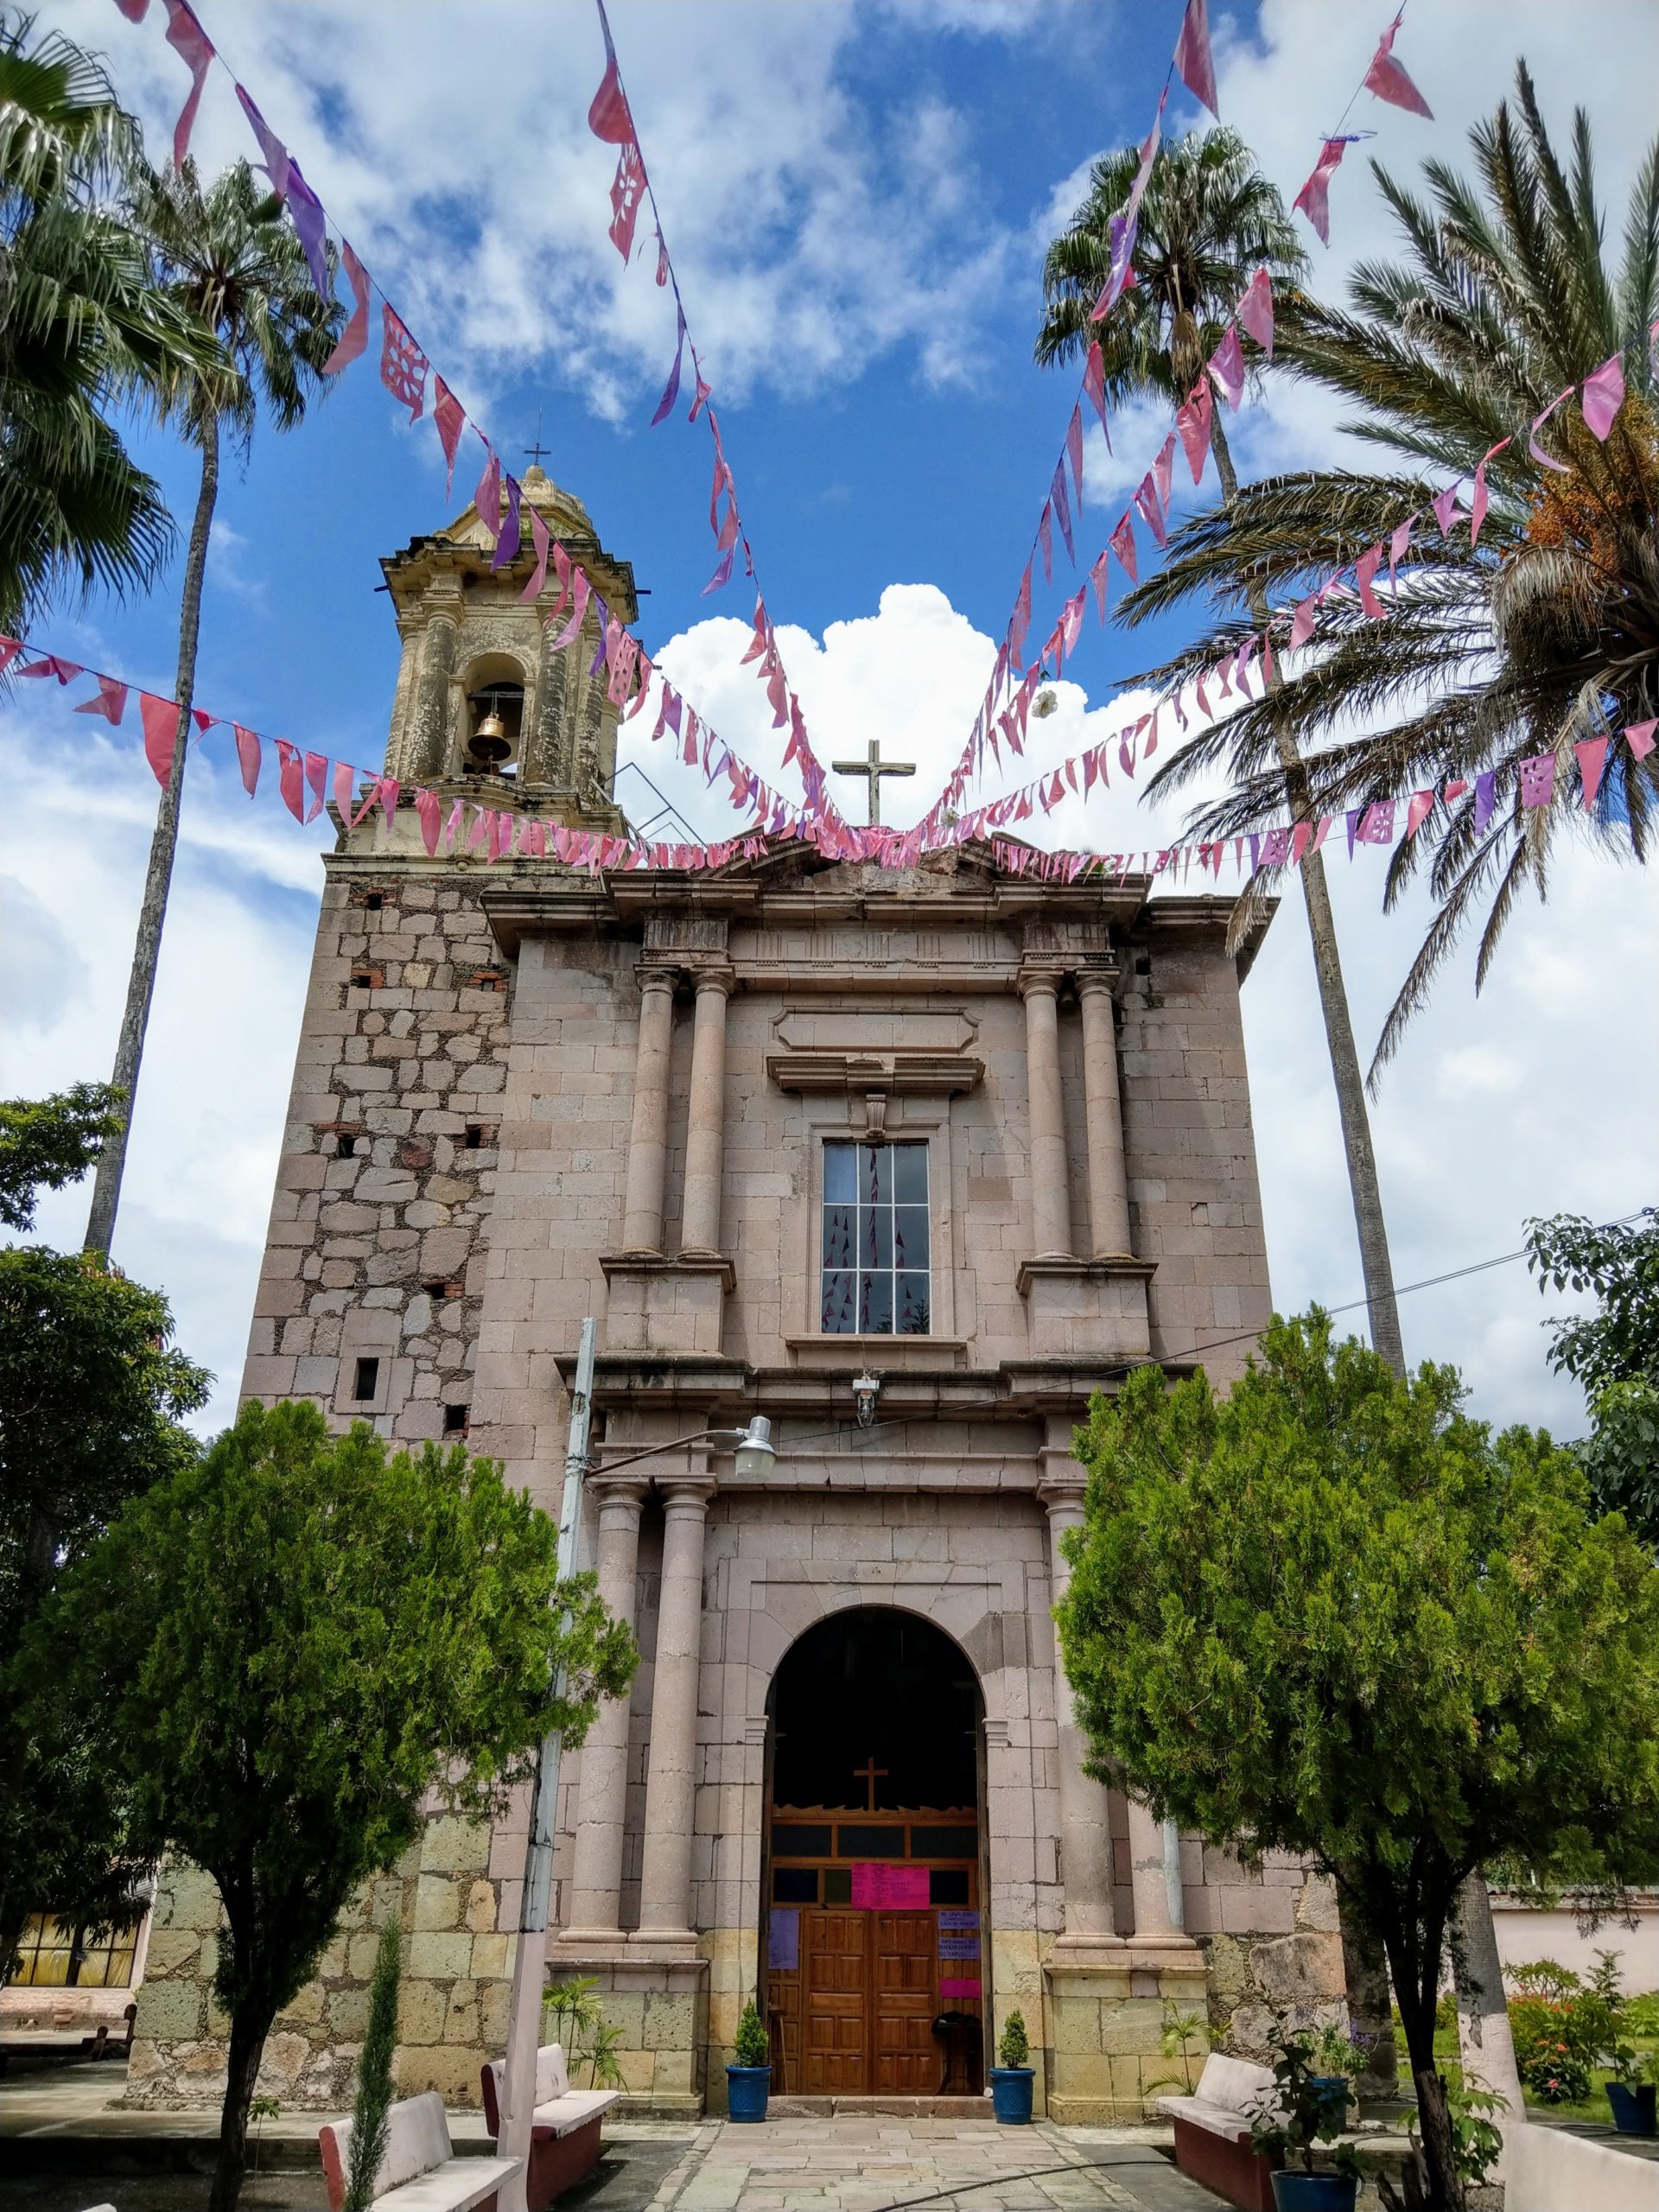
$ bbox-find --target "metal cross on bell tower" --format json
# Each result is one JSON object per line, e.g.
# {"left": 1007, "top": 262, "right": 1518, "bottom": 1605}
{"left": 832, "top": 738, "right": 915, "bottom": 827}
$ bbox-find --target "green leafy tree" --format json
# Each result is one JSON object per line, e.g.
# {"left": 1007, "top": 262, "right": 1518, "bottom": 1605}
{"left": 1527, "top": 1207, "right": 1659, "bottom": 1542}
{"left": 1056, "top": 1314, "right": 1659, "bottom": 2212}
{"left": 21, "top": 1398, "right": 637, "bottom": 2212}
{"left": 342, "top": 1923, "right": 402, "bottom": 2212}
{"left": 0, "top": 12, "right": 213, "bottom": 633}
{"left": 1121, "top": 65, "right": 1659, "bottom": 1077}
{"left": 84, "top": 157, "right": 341, "bottom": 1260}
{"left": 0, "top": 1087, "right": 207, "bottom": 1974}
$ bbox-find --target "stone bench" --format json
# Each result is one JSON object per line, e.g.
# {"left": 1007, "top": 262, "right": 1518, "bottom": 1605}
{"left": 320, "top": 2089, "right": 519, "bottom": 2212}
{"left": 480, "top": 2043, "right": 621, "bottom": 2209}
{"left": 1157, "top": 2051, "right": 1281, "bottom": 2212}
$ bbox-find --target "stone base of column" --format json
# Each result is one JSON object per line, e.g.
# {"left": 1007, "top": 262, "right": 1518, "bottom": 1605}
{"left": 1043, "top": 1941, "right": 1210, "bottom": 2126}
{"left": 549, "top": 1928, "right": 633, "bottom": 1961}
{"left": 537, "top": 1951, "right": 709, "bottom": 2116}
{"left": 627, "top": 1926, "right": 702, "bottom": 1962}
{"left": 600, "top": 1252, "right": 734, "bottom": 1354}
{"left": 1015, "top": 1255, "right": 1156, "bottom": 1360}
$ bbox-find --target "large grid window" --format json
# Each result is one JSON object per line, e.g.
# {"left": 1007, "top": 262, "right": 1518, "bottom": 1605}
{"left": 10, "top": 1913, "right": 138, "bottom": 1989}
{"left": 821, "top": 1141, "right": 930, "bottom": 1335}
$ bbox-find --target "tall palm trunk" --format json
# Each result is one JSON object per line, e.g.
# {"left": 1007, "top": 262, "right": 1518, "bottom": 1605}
{"left": 83, "top": 413, "right": 219, "bottom": 1261}
{"left": 1207, "top": 408, "right": 1520, "bottom": 2128}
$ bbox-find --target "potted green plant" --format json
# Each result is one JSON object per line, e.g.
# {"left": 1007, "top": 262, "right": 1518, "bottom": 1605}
{"left": 1247, "top": 2024, "right": 1363, "bottom": 2212}
{"left": 989, "top": 2009, "right": 1035, "bottom": 2124}
{"left": 1306, "top": 2023, "right": 1365, "bottom": 2139}
{"left": 1605, "top": 2039, "right": 1659, "bottom": 2137}
{"left": 727, "top": 1999, "right": 772, "bottom": 2122}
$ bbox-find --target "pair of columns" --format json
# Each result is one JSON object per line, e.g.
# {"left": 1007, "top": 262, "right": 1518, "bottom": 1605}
{"left": 620, "top": 965, "right": 731, "bottom": 1260}
{"left": 1020, "top": 967, "right": 1133, "bottom": 1262}
{"left": 1039, "top": 1482, "right": 1185, "bottom": 1947}
{"left": 563, "top": 1471, "right": 709, "bottom": 1949}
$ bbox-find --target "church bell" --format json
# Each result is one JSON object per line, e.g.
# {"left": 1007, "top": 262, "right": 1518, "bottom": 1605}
{"left": 466, "top": 705, "right": 512, "bottom": 769}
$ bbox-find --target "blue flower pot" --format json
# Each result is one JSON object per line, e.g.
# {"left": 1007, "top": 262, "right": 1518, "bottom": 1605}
{"left": 1607, "top": 2082, "right": 1657, "bottom": 2136}
{"left": 1270, "top": 2175, "right": 1357, "bottom": 2212}
{"left": 1307, "top": 2075, "right": 1351, "bottom": 2135}
{"left": 726, "top": 2064, "right": 771, "bottom": 2122}
{"left": 989, "top": 2066, "right": 1034, "bottom": 2124}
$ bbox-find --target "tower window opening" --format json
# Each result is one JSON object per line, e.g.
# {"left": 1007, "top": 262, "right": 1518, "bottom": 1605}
{"left": 352, "top": 1357, "right": 379, "bottom": 1402}
{"left": 465, "top": 683, "right": 524, "bottom": 777}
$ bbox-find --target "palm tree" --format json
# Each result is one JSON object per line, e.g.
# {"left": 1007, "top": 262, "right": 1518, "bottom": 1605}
{"left": 82, "top": 159, "right": 340, "bottom": 1262}
{"left": 0, "top": 13, "right": 212, "bottom": 634}
{"left": 1121, "top": 64, "right": 1658, "bottom": 1081}
{"left": 1039, "top": 124, "right": 1407, "bottom": 2101}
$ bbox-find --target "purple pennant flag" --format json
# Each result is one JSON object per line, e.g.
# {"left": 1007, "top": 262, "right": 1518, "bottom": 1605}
{"left": 288, "top": 162, "right": 329, "bottom": 297}
{"left": 1038, "top": 501, "right": 1054, "bottom": 584}
{"left": 702, "top": 546, "right": 734, "bottom": 595}
{"left": 235, "top": 85, "right": 290, "bottom": 200}
{"left": 490, "top": 474, "right": 522, "bottom": 571}
{"left": 1066, "top": 405, "right": 1084, "bottom": 513}
{"left": 1092, "top": 207, "right": 1139, "bottom": 322}
{"left": 1473, "top": 770, "right": 1498, "bottom": 831}
{"left": 652, "top": 308, "right": 687, "bottom": 425}
{"left": 1050, "top": 463, "right": 1074, "bottom": 564}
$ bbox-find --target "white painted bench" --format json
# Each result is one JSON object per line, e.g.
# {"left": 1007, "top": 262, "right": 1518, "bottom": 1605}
{"left": 319, "top": 2089, "right": 519, "bottom": 2212}
{"left": 480, "top": 2044, "right": 620, "bottom": 2209}
{"left": 1156, "top": 2052, "right": 1281, "bottom": 2212}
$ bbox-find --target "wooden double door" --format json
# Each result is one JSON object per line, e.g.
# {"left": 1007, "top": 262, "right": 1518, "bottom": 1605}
{"left": 792, "top": 1905, "right": 939, "bottom": 2095}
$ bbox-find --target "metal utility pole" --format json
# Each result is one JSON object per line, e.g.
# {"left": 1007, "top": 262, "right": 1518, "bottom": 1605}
{"left": 497, "top": 1316, "right": 595, "bottom": 2212}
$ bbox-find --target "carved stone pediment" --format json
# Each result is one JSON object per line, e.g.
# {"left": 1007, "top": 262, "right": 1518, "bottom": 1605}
{"left": 765, "top": 1050, "right": 982, "bottom": 1096}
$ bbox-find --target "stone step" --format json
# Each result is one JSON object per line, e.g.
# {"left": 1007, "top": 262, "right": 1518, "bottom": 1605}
{"left": 764, "top": 2095, "right": 993, "bottom": 2120}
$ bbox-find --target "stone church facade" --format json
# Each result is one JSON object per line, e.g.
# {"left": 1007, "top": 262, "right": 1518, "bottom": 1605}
{"left": 128, "top": 470, "right": 1344, "bottom": 2120}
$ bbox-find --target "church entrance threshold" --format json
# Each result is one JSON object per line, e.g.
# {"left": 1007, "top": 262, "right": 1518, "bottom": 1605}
{"left": 763, "top": 1610, "right": 985, "bottom": 2100}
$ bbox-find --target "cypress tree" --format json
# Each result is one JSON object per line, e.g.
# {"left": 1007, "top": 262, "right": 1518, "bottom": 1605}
{"left": 344, "top": 1923, "right": 402, "bottom": 2212}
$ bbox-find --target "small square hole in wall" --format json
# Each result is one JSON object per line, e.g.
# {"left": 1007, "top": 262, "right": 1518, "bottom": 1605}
{"left": 443, "top": 1403, "right": 469, "bottom": 1436}
{"left": 364, "top": 892, "right": 384, "bottom": 912}
{"left": 463, "top": 1123, "right": 486, "bottom": 1150}
{"left": 352, "top": 1356, "right": 380, "bottom": 1402}
{"left": 337, "top": 1133, "right": 358, "bottom": 1159}
{"left": 422, "top": 1277, "right": 463, "bottom": 1300}
{"left": 349, "top": 966, "right": 382, "bottom": 992}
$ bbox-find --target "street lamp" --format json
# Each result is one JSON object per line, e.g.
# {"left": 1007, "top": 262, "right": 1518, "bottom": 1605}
{"left": 496, "top": 1338, "right": 778, "bottom": 2211}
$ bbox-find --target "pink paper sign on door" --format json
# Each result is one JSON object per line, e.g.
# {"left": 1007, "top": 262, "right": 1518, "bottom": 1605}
{"left": 851, "top": 1862, "right": 930, "bottom": 1909}
{"left": 939, "top": 1977, "right": 982, "bottom": 1999}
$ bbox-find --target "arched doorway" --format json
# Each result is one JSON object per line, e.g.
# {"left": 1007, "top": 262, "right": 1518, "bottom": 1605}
{"left": 763, "top": 1608, "right": 985, "bottom": 2097}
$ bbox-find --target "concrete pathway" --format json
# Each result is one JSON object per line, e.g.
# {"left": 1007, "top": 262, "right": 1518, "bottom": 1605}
{"left": 642, "top": 2117, "right": 1217, "bottom": 2212}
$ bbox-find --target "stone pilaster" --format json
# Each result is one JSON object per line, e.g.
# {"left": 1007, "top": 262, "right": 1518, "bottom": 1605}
{"left": 633, "top": 1477, "right": 711, "bottom": 1954}
{"left": 619, "top": 968, "right": 677, "bottom": 1256}
{"left": 561, "top": 1476, "right": 648, "bottom": 1947}
{"left": 678, "top": 970, "right": 732, "bottom": 1261}
{"left": 1037, "top": 1471, "right": 1117, "bottom": 1948}
{"left": 1077, "top": 971, "right": 1133, "bottom": 1259}
{"left": 404, "top": 592, "right": 461, "bottom": 782}
{"left": 1019, "top": 968, "right": 1073, "bottom": 1262}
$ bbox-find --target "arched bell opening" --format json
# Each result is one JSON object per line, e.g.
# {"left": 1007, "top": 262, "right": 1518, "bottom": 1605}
{"left": 457, "top": 652, "right": 530, "bottom": 780}
{"left": 761, "top": 1606, "right": 987, "bottom": 2098}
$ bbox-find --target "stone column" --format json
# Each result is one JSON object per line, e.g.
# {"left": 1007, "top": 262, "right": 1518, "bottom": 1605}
{"left": 405, "top": 608, "right": 459, "bottom": 782}
{"left": 678, "top": 970, "right": 732, "bottom": 1259}
{"left": 1020, "top": 972, "right": 1074, "bottom": 1261}
{"left": 1128, "top": 1798, "right": 1181, "bottom": 1941}
{"left": 563, "top": 1476, "right": 647, "bottom": 1941}
{"left": 1039, "top": 1480, "right": 1117, "bottom": 1944}
{"left": 524, "top": 618, "right": 572, "bottom": 785}
{"left": 1077, "top": 973, "right": 1134, "bottom": 1259}
{"left": 619, "top": 969, "right": 677, "bottom": 1255}
{"left": 634, "top": 1478, "right": 711, "bottom": 1947}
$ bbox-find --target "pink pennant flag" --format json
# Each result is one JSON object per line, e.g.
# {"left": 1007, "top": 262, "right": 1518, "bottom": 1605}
{"left": 1528, "top": 389, "right": 1573, "bottom": 473}
{"left": 378, "top": 775, "right": 399, "bottom": 829}
{"left": 1470, "top": 439, "right": 1509, "bottom": 547}
{"left": 1363, "top": 11, "right": 1433, "bottom": 116}
{"left": 1084, "top": 340, "right": 1109, "bottom": 433}
{"left": 1261, "top": 628, "right": 1275, "bottom": 686}
{"left": 302, "top": 751, "right": 327, "bottom": 823}
{"left": 1575, "top": 736, "right": 1610, "bottom": 809}
{"left": 433, "top": 377, "right": 466, "bottom": 499}
{"left": 608, "top": 140, "right": 647, "bottom": 262}
{"left": 333, "top": 760, "right": 357, "bottom": 819}
{"left": 1176, "top": 377, "right": 1212, "bottom": 484}
{"left": 1582, "top": 353, "right": 1626, "bottom": 441}
{"left": 474, "top": 447, "right": 501, "bottom": 542}
{"left": 1194, "top": 668, "right": 1211, "bottom": 715}
{"left": 1154, "top": 431, "right": 1176, "bottom": 514}
{"left": 74, "top": 674, "right": 129, "bottom": 724}
{"left": 1405, "top": 789, "right": 1434, "bottom": 838}
{"left": 1357, "top": 800, "right": 1395, "bottom": 845}
{"left": 1388, "top": 516, "right": 1414, "bottom": 585}
{"left": 1237, "top": 266, "right": 1274, "bottom": 357}
{"left": 232, "top": 723, "right": 260, "bottom": 796}
{"left": 1010, "top": 562, "right": 1033, "bottom": 668}
{"left": 1354, "top": 543, "right": 1385, "bottom": 618}
{"left": 1133, "top": 472, "right": 1166, "bottom": 548}
{"left": 1431, "top": 482, "right": 1461, "bottom": 537}
{"left": 1206, "top": 322, "right": 1244, "bottom": 410}
{"left": 521, "top": 507, "right": 551, "bottom": 602}
{"left": 1288, "top": 595, "right": 1318, "bottom": 651}
{"left": 378, "top": 305, "right": 429, "bottom": 422}
{"left": 1109, "top": 512, "right": 1137, "bottom": 586}
{"left": 139, "top": 693, "right": 180, "bottom": 785}
{"left": 1518, "top": 753, "right": 1556, "bottom": 809}
{"left": 274, "top": 737, "right": 305, "bottom": 821}
{"left": 322, "top": 242, "right": 371, "bottom": 375}
{"left": 1294, "top": 138, "right": 1350, "bottom": 246}
{"left": 1173, "top": 0, "right": 1218, "bottom": 117}
{"left": 1625, "top": 718, "right": 1657, "bottom": 762}
{"left": 1088, "top": 548, "right": 1110, "bottom": 624}
{"left": 1066, "top": 405, "right": 1085, "bottom": 513}
{"left": 161, "top": 0, "right": 213, "bottom": 169}
{"left": 588, "top": 8, "right": 634, "bottom": 143}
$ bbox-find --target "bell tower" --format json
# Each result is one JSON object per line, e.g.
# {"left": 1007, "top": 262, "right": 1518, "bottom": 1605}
{"left": 378, "top": 463, "right": 632, "bottom": 831}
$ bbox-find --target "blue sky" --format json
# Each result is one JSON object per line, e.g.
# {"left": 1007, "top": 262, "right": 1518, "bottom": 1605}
{"left": 5, "top": 0, "right": 1658, "bottom": 1434}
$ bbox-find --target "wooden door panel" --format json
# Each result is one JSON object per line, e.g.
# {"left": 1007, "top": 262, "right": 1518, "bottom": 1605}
{"left": 802, "top": 1910, "right": 870, "bottom": 2094}
{"left": 872, "top": 1910, "right": 938, "bottom": 2094}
